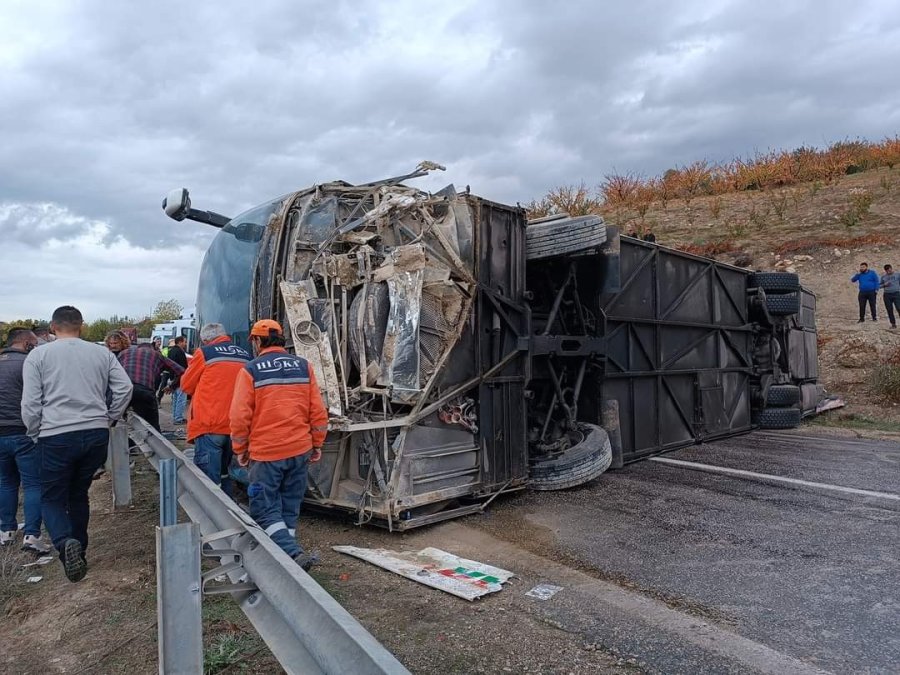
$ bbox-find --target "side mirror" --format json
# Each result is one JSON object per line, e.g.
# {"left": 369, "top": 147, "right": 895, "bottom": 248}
{"left": 162, "top": 188, "right": 191, "bottom": 221}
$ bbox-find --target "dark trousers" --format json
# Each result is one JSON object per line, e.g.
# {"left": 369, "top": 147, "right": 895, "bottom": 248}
{"left": 858, "top": 291, "right": 877, "bottom": 321}
{"left": 130, "top": 383, "right": 160, "bottom": 431}
{"left": 193, "top": 433, "right": 233, "bottom": 497}
{"left": 248, "top": 454, "right": 309, "bottom": 558}
{"left": 37, "top": 428, "right": 109, "bottom": 555}
{"left": 884, "top": 293, "right": 900, "bottom": 327}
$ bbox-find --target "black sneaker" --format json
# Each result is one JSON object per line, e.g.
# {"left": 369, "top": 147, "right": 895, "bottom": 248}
{"left": 293, "top": 552, "right": 319, "bottom": 572}
{"left": 857, "top": 319, "right": 864, "bottom": 323}
{"left": 62, "top": 538, "right": 87, "bottom": 582}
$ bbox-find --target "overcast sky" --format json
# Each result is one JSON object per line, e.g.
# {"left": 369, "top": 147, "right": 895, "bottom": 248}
{"left": 1, "top": 0, "right": 898, "bottom": 320}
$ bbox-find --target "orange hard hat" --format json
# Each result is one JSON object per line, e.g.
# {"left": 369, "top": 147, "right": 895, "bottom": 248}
{"left": 250, "top": 319, "right": 284, "bottom": 337}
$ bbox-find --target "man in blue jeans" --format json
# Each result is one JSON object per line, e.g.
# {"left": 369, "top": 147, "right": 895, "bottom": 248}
{"left": 167, "top": 336, "right": 190, "bottom": 426}
{"left": 0, "top": 328, "right": 50, "bottom": 553}
{"left": 230, "top": 320, "right": 329, "bottom": 570}
{"left": 21, "top": 306, "right": 132, "bottom": 582}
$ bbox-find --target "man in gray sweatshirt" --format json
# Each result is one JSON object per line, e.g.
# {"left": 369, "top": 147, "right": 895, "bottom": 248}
{"left": 881, "top": 264, "right": 900, "bottom": 329}
{"left": 21, "top": 306, "right": 133, "bottom": 582}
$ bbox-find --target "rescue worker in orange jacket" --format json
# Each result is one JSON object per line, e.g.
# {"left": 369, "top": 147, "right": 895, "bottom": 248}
{"left": 180, "top": 323, "right": 251, "bottom": 494}
{"left": 230, "top": 319, "right": 328, "bottom": 570}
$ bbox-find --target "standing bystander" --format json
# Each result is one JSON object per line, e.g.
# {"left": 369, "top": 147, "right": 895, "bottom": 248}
{"left": 115, "top": 342, "right": 184, "bottom": 431}
{"left": 0, "top": 328, "right": 50, "bottom": 553}
{"left": 180, "top": 324, "right": 251, "bottom": 492}
{"left": 166, "top": 336, "right": 190, "bottom": 426}
{"left": 230, "top": 320, "right": 328, "bottom": 570}
{"left": 21, "top": 306, "right": 133, "bottom": 581}
{"left": 880, "top": 264, "right": 900, "bottom": 329}
{"left": 850, "top": 262, "right": 880, "bottom": 323}
{"left": 103, "top": 329, "right": 131, "bottom": 356}
{"left": 33, "top": 326, "right": 55, "bottom": 345}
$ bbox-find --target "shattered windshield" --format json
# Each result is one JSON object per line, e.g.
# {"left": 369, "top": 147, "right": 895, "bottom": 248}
{"left": 196, "top": 199, "right": 281, "bottom": 348}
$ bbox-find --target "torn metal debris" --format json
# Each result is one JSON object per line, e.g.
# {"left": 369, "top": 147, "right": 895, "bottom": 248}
{"left": 245, "top": 170, "right": 531, "bottom": 530}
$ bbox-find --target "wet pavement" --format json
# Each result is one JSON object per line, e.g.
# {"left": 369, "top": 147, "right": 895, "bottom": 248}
{"left": 482, "top": 429, "right": 900, "bottom": 674}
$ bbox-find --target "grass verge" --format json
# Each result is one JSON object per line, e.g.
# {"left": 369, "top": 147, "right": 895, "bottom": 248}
{"left": 0, "top": 544, "right": 31, "bottom": 615}
{"left": 806, "top": 413, "right": 900, "bottom": 434}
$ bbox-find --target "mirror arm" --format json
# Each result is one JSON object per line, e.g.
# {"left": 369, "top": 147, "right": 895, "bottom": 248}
{"left": 184, "top": 209, "right": 231, "bottom": 228}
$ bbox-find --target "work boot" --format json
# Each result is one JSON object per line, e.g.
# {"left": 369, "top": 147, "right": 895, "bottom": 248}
{"left": 292, "top": 552, "right": 319, "bottom": 572}
{"left": 22, "top": 534, "right": 51, "bottom": 554}
{"left": 61, "top": 539, "right": 87, "bottom": 582}
{"left": 0, "top": 530, "right": 16, "bottom": 546}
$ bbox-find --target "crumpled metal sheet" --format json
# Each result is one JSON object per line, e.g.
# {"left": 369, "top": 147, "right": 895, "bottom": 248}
{"left": 381, "top": 269, "right": 424, "bottom": 402}
{"left": 278, "top": 182, "right": 476, "bottom": 411}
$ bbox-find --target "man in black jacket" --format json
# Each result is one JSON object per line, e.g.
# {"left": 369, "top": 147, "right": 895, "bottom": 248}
{"left": 168, "top": 336, "right": 190, "bottom": 427}
{"left": 0, "top": 328, "right": 51, "bottom": 553}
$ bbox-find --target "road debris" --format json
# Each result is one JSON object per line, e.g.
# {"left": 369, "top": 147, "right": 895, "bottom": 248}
{"left": 816, "top": 395, "right": 846, "bottom": 413}
{"left": 22, "top": 556, "right": 54, "bottom": 568}
{"left": 26, "top": 576, "right": 43, "bottom": 583}
{"left": 333, "top": 545, "right": 514, "bottom": 600}
{"left": 525, "top": 584, "right": 563, "bottom": 601}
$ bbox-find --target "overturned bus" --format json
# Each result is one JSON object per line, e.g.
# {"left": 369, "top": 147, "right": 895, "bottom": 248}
{"left": 163, "top": 164, "right": 822, "bottom": 529}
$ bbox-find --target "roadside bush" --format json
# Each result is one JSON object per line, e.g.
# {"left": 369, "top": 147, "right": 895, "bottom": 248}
{"left": 849, "top": 188, "right": 875, "bottom": 214}
{"left": 0, "top": 547, "right": 28, "bottom": 615}
{"left": 533, "top": 135, "right": 900, "bottom": 213}
{"left": 748, "top": 203, "right": 770, "bottom": 230}
{"left": 839, "top": 188, "right": 875, "bottom": 229}
{"left": 726, "top": 220, "right": 748, "bottom": 239}
{"left": 676, "top": 240, "right": 737, "bottom": 256}
{"left": 871, "top": 365, "right": 900, "bottom": 403}
{"left": 768, "top": 191, "right": 789, "bottom": 223}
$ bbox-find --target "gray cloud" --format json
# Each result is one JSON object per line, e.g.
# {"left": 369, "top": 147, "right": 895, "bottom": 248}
{"left": 0, "top": 0, "right": 898, "bottom": 317}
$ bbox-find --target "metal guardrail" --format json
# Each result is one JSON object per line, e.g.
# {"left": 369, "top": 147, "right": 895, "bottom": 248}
{"left": 122, "top": 415, "right": 410, "bottom": 675}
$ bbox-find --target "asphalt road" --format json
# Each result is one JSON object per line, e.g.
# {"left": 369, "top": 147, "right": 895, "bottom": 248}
{"left": 478, "top": 429, "right": 900, "bottom": 674}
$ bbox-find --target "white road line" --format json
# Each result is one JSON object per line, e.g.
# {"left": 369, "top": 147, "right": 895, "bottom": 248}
{"left": 752, "top": 431, "right": 898, "bottom": 448}
{"left": 649, "top": 457, "right": 900, "bottom": 502}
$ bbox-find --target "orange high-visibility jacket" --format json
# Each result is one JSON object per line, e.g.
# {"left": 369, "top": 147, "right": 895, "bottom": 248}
{"left": 229, "top": 347, "right": 328, "bottom": 462}
{"left": 180, "top": 336, "right": 252, "bottom": 442}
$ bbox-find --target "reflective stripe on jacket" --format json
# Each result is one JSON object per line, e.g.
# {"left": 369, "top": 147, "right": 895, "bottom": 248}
{"left": 229, "top": 346, "right": 328, "bottom": 462}
{"left": 180, "top": 336, "right": 251, "bottom": 441}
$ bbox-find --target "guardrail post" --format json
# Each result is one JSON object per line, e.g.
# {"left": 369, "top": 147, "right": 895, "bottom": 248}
{"left": 109, "top": 423, "right": 132, "bottom": 508}
{"left": 160, "top": 458, "right": 178, "bottom": 527}
{"left": 156, "top": 522, "right": 203, "bottom": 675}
